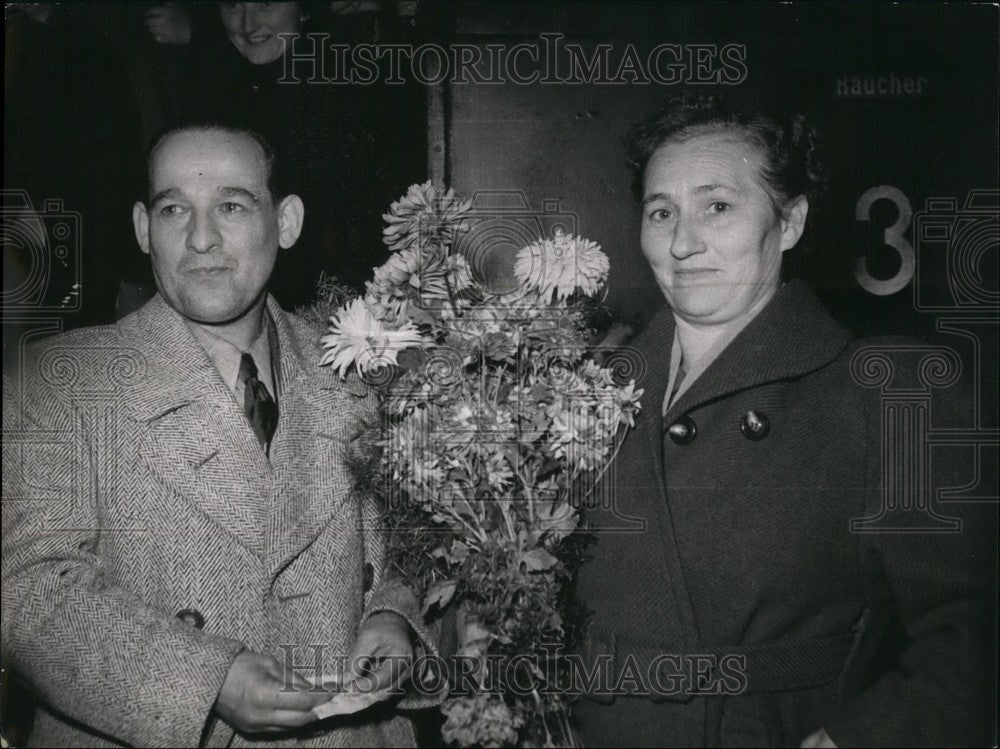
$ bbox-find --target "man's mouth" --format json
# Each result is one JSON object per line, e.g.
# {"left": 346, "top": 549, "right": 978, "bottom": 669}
{"left": 243, "top": 34, "right": 272, "bottom": 46}
{"left": 187, "top": 266, "right": 233, "bottom": 277}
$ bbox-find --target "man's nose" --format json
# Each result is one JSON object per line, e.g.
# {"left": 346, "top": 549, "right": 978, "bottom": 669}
{"left": 186, "top": 211, "right": 222, "bottom": 254}
{"left": 669, "top": 217, "right": 705, "bottom": 260}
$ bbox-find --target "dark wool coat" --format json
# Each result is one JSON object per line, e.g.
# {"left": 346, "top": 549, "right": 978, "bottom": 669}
{"left": 573, "top": 280, "right": 995, "bottom": 748}
{"left": 2, "top": 295, "right": 440, "bottom": 747}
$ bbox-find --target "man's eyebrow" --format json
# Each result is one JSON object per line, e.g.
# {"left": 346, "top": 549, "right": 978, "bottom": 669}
{"left": 219, "top": 187, "right": 262, "bottom": 206}
{"left": 150, "top": 188, "right": 182, "bottom": 205}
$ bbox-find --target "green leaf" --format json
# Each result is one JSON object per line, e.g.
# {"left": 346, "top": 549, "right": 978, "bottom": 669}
{"left": 519, "top": 548, "right": 558, "bottom": 572}
{"left": 422, "top": 579, "right": 458, "bottom": 616}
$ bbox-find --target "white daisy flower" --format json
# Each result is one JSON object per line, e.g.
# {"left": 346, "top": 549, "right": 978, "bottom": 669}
{"left": 320, "top": 298, "right": 424, "bottom": 378}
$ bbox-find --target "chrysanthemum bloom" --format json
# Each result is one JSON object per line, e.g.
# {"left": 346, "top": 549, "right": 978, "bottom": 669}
{"left": 366, "top": 248, "right": 474, "bottom": 324}
{"left": 320, "top": 297, "right": 424, "bottom": 377}
{"left": 513, "top": 232, "right": 610, "bottom": 301}
{"left": 382, "top": 181, "right": 473, "bottom": 253}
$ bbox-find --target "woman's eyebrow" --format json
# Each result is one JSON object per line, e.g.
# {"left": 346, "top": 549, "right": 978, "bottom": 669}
{"left": 642, "top": 191, "right": 672, "bottom": 206}
{"left": 693, "top": 183, "right": 738, "bottom": 194}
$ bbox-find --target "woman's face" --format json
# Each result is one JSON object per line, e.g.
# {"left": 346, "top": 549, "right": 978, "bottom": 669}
{"left": 640, "top": 131, "right": 807, "bottom": 327}
{"left": 220, "top": 2, "right": 302, "bottom": 65}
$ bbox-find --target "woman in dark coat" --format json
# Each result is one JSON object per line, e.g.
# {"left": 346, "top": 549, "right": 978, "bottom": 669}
{"left": 573, "top": 95, "right": 995, "bottom": 747}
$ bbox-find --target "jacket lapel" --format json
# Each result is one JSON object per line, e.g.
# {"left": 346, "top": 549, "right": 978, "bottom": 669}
{"left": 630, "top": 305, "right": 674, "bottom": 517}
{"left": 664, "top": 280, "right": 853, "bottom": 423}
{"left": 622, "top": 305, "right": 706, "bottom": 645}
{"left": 121, "top": 295, "right": 272, "bottom": 556}
{"left": 265, "top": 300, "right": 371, "bottom": 582}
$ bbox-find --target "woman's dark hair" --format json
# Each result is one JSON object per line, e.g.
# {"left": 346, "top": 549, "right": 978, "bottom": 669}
{"left": 624, "top": 93, "right": 827, "bottom": 227}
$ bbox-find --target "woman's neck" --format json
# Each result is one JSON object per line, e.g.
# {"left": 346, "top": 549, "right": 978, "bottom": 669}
{"left": 673, "top": 285, "right": 780, "bottom": 370}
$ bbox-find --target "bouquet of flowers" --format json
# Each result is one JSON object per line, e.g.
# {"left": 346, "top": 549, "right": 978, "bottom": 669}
{"left": 319, "top": 182, "right": 642, "bottom": 747}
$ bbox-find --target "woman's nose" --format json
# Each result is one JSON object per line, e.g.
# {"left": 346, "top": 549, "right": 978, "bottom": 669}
{"left": 669, "top": 218, "right": 705, "bottom": 259}
{"left": 240, "top": 4, "right": 260, "bottom": 33}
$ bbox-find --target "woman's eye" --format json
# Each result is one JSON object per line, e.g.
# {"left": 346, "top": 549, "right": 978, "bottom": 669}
{"left": 648, "top": 208, "right": 672, "bottom": 221}
{"left": 709, "top": 201, "right": 730, "bottom": 214}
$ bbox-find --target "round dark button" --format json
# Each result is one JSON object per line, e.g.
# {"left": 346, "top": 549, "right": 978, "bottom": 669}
{"left": 667, "top": 416, "right": 697, "bottom": 445}
{"left": 362, "top": 562, "right": 375, "bottom": 593}
{"left": 175, "top": 608, "right": 205, "bottom": 629}
{"left": 740, "top": 410, "right": 771, "bottom": 441}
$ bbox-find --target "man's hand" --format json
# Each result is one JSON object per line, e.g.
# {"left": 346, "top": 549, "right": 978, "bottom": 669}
{"left": 215, "top": 651, "right": 327, "bottom": 735}
{"left": 801, "top": 728, "right": 838, "bottom": 748}
{"left": 345, "top": 611, "right": 415, "bottom": 695}
{"left": 144, "top": 3, "right": 192, "bottom": 46}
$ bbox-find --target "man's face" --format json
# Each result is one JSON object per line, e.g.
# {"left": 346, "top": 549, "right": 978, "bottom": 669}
{"left": 640, "top": 132, "right": 806, "bottom": 326}
{"left": 133, "top": 129, "right": 302, "bottom": 325}
{"left": 220, "top": 2, "right": 301, "bottom": 65}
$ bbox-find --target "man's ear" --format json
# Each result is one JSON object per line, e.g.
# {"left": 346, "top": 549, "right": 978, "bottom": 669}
{"left": 133, "top": 202, "right": 151, "bottom": 255}
{"left": 277, "top": 195, "right": 305, "bottom": 249}
{"left": 779, "top": 195, "right": 808, "bottom": 252}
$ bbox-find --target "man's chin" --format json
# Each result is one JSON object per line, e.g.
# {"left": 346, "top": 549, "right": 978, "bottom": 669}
{"left": 177, "top": 298, "right": 261, "bottom": 327}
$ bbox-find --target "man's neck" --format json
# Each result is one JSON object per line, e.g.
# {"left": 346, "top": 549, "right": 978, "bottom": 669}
{"left": 188, "top": 298, "right": 268, "bottom": 352}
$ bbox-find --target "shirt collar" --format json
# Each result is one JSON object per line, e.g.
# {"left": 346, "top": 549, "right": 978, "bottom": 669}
{"left": 186, "top": 315, "right": 275, "bottom": 398}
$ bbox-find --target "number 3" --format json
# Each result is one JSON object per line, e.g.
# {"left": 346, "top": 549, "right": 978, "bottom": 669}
{"left": 854, "top": 185, "right": 915, "bottom": 295}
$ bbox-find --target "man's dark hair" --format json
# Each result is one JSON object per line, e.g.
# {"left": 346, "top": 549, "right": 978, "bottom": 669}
{"left": 141, "top": 119, "right": 291, "bottom": 203}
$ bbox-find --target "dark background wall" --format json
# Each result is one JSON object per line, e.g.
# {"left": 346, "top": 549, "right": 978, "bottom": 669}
{"left": 430, "top": 1, "right": 997, "bottom": 345}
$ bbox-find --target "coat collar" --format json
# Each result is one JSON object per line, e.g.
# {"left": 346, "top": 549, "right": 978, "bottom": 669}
{"left": 118, "top": 293, "right": 341, "bottom": 420}
{"left": 115, "top": 294, "right": 365, "bottom": 561}
{"left": 648, "top": 280, "right": 853, "bottom": 421}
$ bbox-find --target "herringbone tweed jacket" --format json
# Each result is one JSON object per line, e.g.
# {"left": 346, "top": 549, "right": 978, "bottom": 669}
{"left": 2, "top": 294, "right": 437, "bottom": 748}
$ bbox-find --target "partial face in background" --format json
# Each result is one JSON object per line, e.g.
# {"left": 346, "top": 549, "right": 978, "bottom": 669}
{"left": 132, "top": 129, "right": 303, "bottom": 325}
{"left": 220, "top": 2, "right": 302, "bottom": 65}
{"left": 640, "top": 131, "right": 807, "bottom": 327}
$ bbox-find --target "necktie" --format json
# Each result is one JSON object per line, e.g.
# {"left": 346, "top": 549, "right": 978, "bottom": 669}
{"left": 238, "top": 353, "right": 278, "bottom": 451}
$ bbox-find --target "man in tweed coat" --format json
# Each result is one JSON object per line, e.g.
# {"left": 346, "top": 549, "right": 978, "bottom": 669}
{"left": 2, "top": 123, "right": 438, "bottom": 746}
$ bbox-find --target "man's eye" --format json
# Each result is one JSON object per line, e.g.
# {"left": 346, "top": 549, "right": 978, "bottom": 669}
{"left": 709, "top": 202, "right": 730, "bottom": 214}
{"left": 220, "top": 202, "right": 247, "bottom": 214}
{"left": 159, "top": 204, "right": 185, "bottom": 217}
{"left": 647, "top": 208, "right": 672, "bottom": 222}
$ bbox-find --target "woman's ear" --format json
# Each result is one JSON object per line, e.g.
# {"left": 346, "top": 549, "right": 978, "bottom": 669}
{"left": 779, "top": 195, "right": 809, "bottom": 252}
